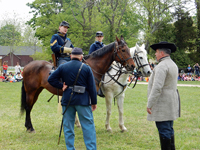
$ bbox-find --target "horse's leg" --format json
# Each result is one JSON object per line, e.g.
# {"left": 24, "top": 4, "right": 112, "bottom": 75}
{"left": 57, "top": 96, "right": 62, "bottom": 114}
{"left": 75, "top": 114, "right": 81, "bottom": 128}
{"left": 25, "top": 93, "right": 35, "bottom": 132}
{"left": 105, "top": 95, "right": 113, "bottom": 132}
{"left": 117, "top": 93, "right": 127, "bottom": 132}
{"left": 25, "top": 88, "right": 43, "bottom": 133}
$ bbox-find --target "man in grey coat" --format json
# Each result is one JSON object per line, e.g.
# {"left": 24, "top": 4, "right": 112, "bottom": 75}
{"left": 147, "top": 42, "right": 181, "bottom": 150}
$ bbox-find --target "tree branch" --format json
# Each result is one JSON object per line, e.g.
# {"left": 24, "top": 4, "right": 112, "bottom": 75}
{"left": 71, "top": 9, "right": 84, "bottom": 27}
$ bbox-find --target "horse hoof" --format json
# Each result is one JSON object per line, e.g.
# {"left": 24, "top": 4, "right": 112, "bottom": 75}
{"left": 107, "top": 128, "right": 112, "bottom": 132}
{"left": 26, "top": 128, "right": 36, "bottom": 133}
{"left": 121, "top": 128, "right": 127, "bottom": 133}
{"left": 105, "top": 124, "right": 112, "bottom": 132}
{"left": 119, "top": 125, "right": 127, "bottom": 132}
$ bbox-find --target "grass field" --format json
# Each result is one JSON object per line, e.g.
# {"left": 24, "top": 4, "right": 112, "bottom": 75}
{"left": 0, "top": 81, "right": 199, "bottom": 150}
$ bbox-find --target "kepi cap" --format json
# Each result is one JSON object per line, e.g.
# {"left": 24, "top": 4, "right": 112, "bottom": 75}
{"left": 60, "top": 21, "right": 70, "bottom": 28}
{"left": 150, "top": 41, "right": 177, "bottom": 53}
{"left": 96, "top": 31, "right": 103, "bottom": 37}
{"left": 71, "top": 47, "right": 84, "bottom": 55}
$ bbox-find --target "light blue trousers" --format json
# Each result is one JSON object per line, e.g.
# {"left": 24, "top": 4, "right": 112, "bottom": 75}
{"left": 62, "top": 105, "right": 97, "bottom": 150}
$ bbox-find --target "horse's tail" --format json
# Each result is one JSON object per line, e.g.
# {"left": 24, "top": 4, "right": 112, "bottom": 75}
{"left": 21, "top": 81, "right": 26, "bottom": 115}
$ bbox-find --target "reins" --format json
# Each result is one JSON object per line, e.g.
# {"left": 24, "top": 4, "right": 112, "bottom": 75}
{"left": 82, "top": 41, "right": 132, "bottom": 88}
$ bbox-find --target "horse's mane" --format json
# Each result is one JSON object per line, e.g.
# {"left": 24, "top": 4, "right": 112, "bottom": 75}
{"left": 83, "top": 42, "right": 115, "bottom": 60}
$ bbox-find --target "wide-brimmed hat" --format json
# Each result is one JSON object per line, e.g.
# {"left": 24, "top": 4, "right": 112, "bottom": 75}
{"left": 150, "top": 41, "right": 177, "bottom": 53}
{"left": 96, "top": 31, "right": 103, "bottom": 37}
{"left": 60, "top": 21, "right": 70, "bottom": 28}
{"left": 71, "top": 47, "right": 84, "bottom": 55}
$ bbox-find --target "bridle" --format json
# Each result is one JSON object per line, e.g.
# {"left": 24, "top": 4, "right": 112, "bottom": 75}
{"left": 132, "top": 49, "right": 149, "bottom": 71}
{"left": 113, "top": 41, "right": 133, "bottom": 66}
{"left": 128, "top": 48, "right": 149, "bottom": 88}
{"left": 83, "top": 41, "right": 133, "bottom": 87}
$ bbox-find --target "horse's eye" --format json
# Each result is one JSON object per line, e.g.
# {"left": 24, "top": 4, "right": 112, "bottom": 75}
{"left": 139, "top": 57, "right": 143, "bottom": 59}
{"left": 122, "top": 49, "right": 125, "bottom": 52}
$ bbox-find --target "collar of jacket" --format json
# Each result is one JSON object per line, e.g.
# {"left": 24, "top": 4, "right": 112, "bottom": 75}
{"left": 159, "top": 56, "right": 170, "bottom": 62}
{"left": 57, "top": 32, "right": 67, "bottom": 38}
{"left": 72, "top": 58, "right": 80, "bottom": 61}
{"left": 95, "top": 41, "right": 103, "bottom": 45}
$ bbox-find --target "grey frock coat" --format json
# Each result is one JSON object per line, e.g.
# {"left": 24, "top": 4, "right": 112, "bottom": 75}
{"left": 147, "top": 56, "right": 180, "bottom": 121}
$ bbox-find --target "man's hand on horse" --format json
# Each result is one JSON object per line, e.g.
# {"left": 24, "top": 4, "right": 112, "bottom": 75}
{"left": 62, "top": 82, "right": 68, "bottom": 91}
{"left": 147, "top": 107, "right": 152, "bottom": 114}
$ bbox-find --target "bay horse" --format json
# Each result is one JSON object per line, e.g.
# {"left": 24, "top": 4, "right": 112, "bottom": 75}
{"left": 101, "top": 44, "right": 151, "bottom": 132}
{"left": 21, "top": 36, "right": 135, "bottom": 132}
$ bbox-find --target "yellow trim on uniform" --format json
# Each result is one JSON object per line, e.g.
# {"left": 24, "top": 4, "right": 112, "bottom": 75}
{"left": 60, "top": 47, "right": 63, "bottom": 53}
{"left": 50, "top": 39, "right": 57, "bottom": 46}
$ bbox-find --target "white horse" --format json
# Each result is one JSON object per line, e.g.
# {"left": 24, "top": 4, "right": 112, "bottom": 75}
{"left": 62, "top": 44, "right": 151, "bottom": 130}
{"left": 101, "top": 43, "right": 151, "bottom": 132}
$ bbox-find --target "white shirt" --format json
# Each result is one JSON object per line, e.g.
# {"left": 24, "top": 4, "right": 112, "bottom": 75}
{"left": 15, "top": 65, "right": 21, "bottom": 74}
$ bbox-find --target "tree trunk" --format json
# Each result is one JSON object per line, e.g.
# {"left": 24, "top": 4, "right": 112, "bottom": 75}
{"left": 195, "top": 0, "right": 200, "bottom": 61}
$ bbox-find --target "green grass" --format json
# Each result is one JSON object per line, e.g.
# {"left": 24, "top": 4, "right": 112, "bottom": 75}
{"left": 0, "top": 82, "right": 199, "bottom": 150}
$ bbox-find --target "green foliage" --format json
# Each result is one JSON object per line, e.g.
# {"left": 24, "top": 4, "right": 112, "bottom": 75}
{"left": 151, "top": 9, "right": 197, "bottom": 68}
{"left": 0, "top": 24, "right": 21, "bottom": 46}
{"left": 174, "top": 10, "right": 196, "bottom": 51}
{"left": 171, "top": 49, "right": 194, "bottom": 68}
{"left": 30, "top": 50, "right": 51, "bottom": 61}
{"left": 26, "top": 0, "right": 141, "bottom": 56}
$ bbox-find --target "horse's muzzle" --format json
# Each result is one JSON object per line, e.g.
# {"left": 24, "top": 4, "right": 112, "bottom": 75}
{"left": 125, "top": 64, "right": 135, "bottom": 71}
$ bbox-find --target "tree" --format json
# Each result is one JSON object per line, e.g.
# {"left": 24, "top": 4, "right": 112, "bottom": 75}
{"left": 0, "top": 23, "right": 22, "bottom": 66}
{"left": 174, "top": 10, "right": 196, "bottom": 51}
{"left": 26, "top": 0, "right": 141, "bottom": 57}
{"left": 195, "top": 0, "right": 200, "bottom": 63}
{"left": 21, "top": 26, "right": 42, "bottom": 53}
{"left": 134, "top": 0, "right": 192, "bottom": 54}
{"left": 152, "top": 9, "right": 196, "bottom": 68}
{"left": 96, "top": 0, "right": 130, "bottom": 42}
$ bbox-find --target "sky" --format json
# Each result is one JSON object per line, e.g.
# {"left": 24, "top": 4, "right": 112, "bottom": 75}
{"left": 0, "top": 0, "right": 34, "bottom": 23}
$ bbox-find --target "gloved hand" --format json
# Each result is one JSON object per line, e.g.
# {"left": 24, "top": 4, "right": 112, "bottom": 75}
{"left": 63, "top": 47, "right": 72, "bottom": 53}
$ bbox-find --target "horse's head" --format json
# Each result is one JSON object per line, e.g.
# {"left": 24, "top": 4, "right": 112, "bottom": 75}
{"left": 130, "top": 44, "right": 151, "bottom": 77}
{"left": 114, "top": 36, "right": 135, "bottom": 71}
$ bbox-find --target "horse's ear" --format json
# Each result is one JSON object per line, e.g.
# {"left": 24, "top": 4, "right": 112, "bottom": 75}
{"left": 136, "top": 43, "right": 139, "bottom": 48}
{"left": 120, "top": 35, "right": 124, "bottom": 41}
{"left": 141, "top": 44, "right": 145, "bottom": 49}
{"left": 116, "top": 36, "right": 120, "bottom": 42}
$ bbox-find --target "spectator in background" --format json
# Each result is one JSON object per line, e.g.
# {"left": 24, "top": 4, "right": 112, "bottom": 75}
{"left": 15, "top": 62, "right": 21, "bottom": 75}
{"left": 178, "top": 73, "right": 182, "bottom": 81}
{"left": 186, "top": 64, "right": 192, "bottom": 76}
{"left": 16, "top": 72, "right": 23, "bottom": 82}
{"left": 10, "top": 74, "right": 16, "bottom": 82}
{"left": 0, "top": 73, "right": 5, "bottom": 82}
{"left": 193, "top": 63, "right": 199, "bottom": 77}
{"left": 151, "top": 62, "right": 155, "bottom": 68}
{"left": 3, "top": 61, "right": 8, "bottom": 74}
{"left": 3, "top": 74, "right": 9, "bottom": 82}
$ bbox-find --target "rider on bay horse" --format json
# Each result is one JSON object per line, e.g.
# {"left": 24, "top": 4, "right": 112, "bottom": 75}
{"left": 50, "top": 21, "right": 74, "bottom": 66}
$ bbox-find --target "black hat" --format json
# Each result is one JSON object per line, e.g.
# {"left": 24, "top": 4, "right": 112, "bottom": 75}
{"left": 150, "top": 41, "right": 177, "bottom": 53}
{"left": 60, "top": 21, "right": 70, "bottom": 28}
{"left": 71, "top": 47, "right": 83, "bottom": 55}
{"left": 96, "top": 31, "right": 103, "bottom": 37}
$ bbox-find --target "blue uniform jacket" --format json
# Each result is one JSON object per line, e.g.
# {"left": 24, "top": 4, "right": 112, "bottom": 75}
{"left": 50, "top": 32, "right": 74, "bottom": 55}
{"left": 89, "top": 41, "right": 104, "bottom": 54}
{"left": 48, "top": 59, "right": 97, "bottom": 106}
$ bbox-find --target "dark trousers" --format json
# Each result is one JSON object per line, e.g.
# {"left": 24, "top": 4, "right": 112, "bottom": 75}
{"left": 155, "top": 121, "right": 174, "bottom": 139}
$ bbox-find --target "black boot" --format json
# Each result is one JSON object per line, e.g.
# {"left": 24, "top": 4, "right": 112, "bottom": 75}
{"left": 171, "top": 135, "right": 175, "bottom": 150}
{"left": 159, "top": 134, "right": 171, "bottom": 150}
